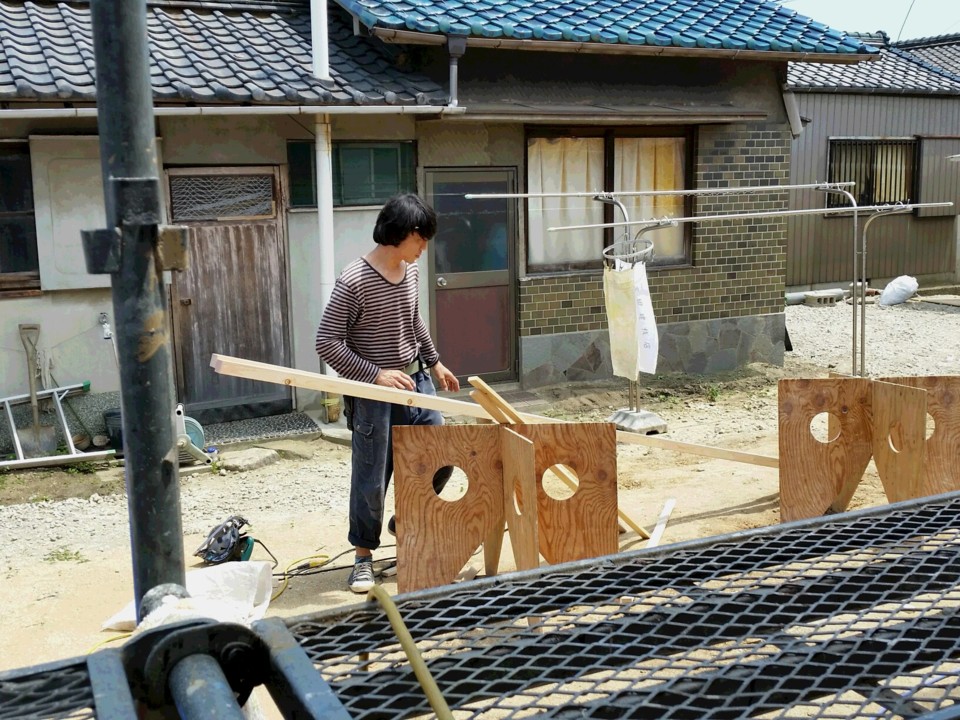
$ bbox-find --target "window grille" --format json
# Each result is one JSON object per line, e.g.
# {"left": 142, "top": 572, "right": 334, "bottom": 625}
{"left": 169, "top": 174, "right": 275, "bottom": 221}
{"left": 827, "top": 139, "right": 917, "bottom": 208}
{"left": 286, "top": 141, "right": 416, "bottom": 209}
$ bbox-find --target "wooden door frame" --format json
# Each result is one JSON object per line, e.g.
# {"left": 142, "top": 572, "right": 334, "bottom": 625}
{"left": 164, "top": 165, "right": 291, "bottom": 408}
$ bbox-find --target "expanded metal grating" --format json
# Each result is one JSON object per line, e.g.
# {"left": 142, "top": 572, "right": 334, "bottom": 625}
{"left": 0, "top": 658, "right": 94, "bottom": 720}
{"left": 288, "top": 494, "right": 960, "bottom": 719}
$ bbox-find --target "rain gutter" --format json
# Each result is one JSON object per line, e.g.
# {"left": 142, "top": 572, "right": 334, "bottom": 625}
{"left": 368, "top": 28, "right": 880, "bottom": 65}
{"left": 0, "top": 104, "right": 466, "bottom": 120}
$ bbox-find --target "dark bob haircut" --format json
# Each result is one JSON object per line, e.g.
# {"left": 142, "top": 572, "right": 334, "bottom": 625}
{"left": 372, "top": 193, "right": 438, "bottom": 246}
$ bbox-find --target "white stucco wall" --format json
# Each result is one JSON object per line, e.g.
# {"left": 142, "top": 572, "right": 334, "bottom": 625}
{"left": 2, "top": 113, "right": 430, "bottom": 411}
{"left": 0, "top": 290, "right": 119, "bottom": 399}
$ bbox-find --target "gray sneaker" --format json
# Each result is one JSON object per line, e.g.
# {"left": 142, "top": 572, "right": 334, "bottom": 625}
{"left": 348, "top": 557, "right": 375, "bottom": 593}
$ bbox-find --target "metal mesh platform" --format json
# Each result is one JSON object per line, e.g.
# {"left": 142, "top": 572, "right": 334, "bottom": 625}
{"left": 3, "top": 494, "right": 960, "bottom": 719}
{"left": 288, "top": 493, "right": 960, "bottom": 719}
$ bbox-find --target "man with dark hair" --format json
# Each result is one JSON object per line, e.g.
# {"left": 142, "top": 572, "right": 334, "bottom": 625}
{"left": 316, "top": 193, "right": 460, "bottom": 592}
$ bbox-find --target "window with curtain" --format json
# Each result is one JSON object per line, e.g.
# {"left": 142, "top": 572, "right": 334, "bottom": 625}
{"left": 827, "top": 139, "right": 917, "bottom": 208}
{"left": 0, "top": 143, "right": 40, "bottom": 294}
{"left": 526, "top": 130, "right": 689, "bottom": 272}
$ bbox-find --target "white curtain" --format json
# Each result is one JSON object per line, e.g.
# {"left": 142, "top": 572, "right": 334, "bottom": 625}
{"left": 873, "top": 143, "right": 911, "bottom": 203}
{"left": 527, "top": 137, "right": 605, "bottom": 266}
{"left": 614, "top": 137, "right": 685, "bottom": 261}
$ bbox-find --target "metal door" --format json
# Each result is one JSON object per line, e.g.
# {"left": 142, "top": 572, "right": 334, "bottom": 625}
{"left": 167, "top": 167, "right": 291, "bottom": 424}
{"left": 425, "top": 168, "right": 517, "bottom": 382}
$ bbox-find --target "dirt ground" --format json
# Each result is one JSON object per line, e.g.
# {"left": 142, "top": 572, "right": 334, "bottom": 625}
{"left": 0, "top": 356, "right": 892, "bottom": 677}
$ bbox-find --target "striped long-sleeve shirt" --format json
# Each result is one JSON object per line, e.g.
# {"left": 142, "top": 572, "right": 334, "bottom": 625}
{"left": 315, "top": 258, "right": 440, "bottom": 384}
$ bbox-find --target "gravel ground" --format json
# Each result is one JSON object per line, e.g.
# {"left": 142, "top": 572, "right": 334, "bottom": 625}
{"left": 3, "top": 295, "right": 959, "bottom": 573}
{"left": 785, "top": 297, "right": 960, "bottom": 377}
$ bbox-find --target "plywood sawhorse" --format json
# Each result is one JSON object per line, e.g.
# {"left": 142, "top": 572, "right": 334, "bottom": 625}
{"left": 779, "top": 376, "right": 960, "bottom": 522}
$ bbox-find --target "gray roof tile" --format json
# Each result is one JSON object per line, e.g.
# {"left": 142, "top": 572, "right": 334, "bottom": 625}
{"left": 0, "top": 0, "right": 447, "bottom": 105}
{"left": 895, "top": 34, "right": 960, "bottom": 77}
{"left": 788, "top": 33, "right": 960, "bottom": 94}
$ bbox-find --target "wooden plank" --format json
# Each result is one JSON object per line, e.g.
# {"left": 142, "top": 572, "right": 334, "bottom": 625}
{"left": 469, "top": 389, "right": 511, "bottom": 424}
{"left": 210, "top": 354, "right": 779, "bottom": 468}
{"left": 778, "top": 378, "right": 873, "bottom": 522}
{"left": 871, "top": 380, "right": 927, "bottom": 503}
{"left": 393, "top": 425, "right": 504, "bottom": 594}
{"left": 500, "top": 426, "right": 540, "bottom": 573}
{"left": 513, "top": 423, "right": 619, "bottom": 565}
{"left": 877, "top": 376, "right": 960, "bottom": 496}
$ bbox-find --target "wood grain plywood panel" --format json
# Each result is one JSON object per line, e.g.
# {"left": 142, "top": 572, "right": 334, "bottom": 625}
{"left": 393, "top": 425, "right": 504, "bottom": 594}
{"left": 779, "top": 378, "right": 873, "bottom": 522}
{"left": 878, "top": 376, "right": 960, "bottom": 495}
{"left": 514, "top": 423, "right": 618, "bottom": 565}
{"left": 501, "top": 426, "right": 539, "bottom": 573}
{"left": 871, "top": 380, "right": 927, "bottom": 503}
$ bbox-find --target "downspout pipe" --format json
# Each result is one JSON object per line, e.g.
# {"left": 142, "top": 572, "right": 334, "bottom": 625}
{"left": 447, "top": 36, "right": 467, "bottom": 107}
{"left": 311, "top": 0, "right": 331, "bottom": 80}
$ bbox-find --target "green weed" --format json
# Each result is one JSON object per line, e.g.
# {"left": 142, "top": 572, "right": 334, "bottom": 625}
{"left": 44, "top": 547, "right": 87, "bottom": 563}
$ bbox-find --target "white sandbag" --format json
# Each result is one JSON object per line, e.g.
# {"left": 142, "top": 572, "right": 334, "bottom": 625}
{"left": 879, "top": 275, "right": 919, "bottom": 306}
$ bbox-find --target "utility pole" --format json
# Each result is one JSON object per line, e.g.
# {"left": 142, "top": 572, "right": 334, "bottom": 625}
{"left": 84, "top": 0, "right": 187, "bottom": 618}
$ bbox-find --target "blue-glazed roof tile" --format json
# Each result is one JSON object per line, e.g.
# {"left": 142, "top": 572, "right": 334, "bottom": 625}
{"left": 333, "top": 0, "right": 876, "bottom": 56}
{"left": 0, "top": 0, "right": 447, "bottom": 106}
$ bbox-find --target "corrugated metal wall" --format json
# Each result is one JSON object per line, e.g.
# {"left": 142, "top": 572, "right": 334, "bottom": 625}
{"left": 788, "top": 93, "right": 960, "bottom": 287}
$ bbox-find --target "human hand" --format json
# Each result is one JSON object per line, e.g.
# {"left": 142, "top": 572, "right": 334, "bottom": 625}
{"left": 375, "top": 369, "right": 415, "bottom": 391}
{"left": 431, "top": 362, "right": 460, "bottom": 392}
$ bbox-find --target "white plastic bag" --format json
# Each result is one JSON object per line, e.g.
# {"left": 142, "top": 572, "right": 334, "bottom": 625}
{"left": 604, "top": 262, "right": 659, "bottom": 379}
{"left": 101, "top": 560, "right": 274, "bottom": 631}
{"left": 878, "top": 275, "right": 918, "bottom": 306}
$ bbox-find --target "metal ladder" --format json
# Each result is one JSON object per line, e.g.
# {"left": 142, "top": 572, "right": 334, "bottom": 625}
{"left": 1, "top": 383, "right": 114, "bottom": 470}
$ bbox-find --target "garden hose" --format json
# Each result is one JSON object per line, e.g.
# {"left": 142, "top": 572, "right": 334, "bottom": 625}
{"left": 366, "top": 585, "right": 453, "bottom": 720}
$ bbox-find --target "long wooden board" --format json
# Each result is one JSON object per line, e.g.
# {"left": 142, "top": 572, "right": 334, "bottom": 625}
{"left": 210, "top": 354, "right": 779, "bottom": 468}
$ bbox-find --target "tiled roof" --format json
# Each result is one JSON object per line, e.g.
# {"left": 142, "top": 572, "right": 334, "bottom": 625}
{"left": 334, "top": 0, "right": 877, "bottom": 57}
{"left": 895, "top": 34, "right": 960, "bottom": 76}
{"left": 0, "top": 0, "right": 446, "bottom": 105}
{"left": 788, "top": 35, "right": 960, "bottom": 94}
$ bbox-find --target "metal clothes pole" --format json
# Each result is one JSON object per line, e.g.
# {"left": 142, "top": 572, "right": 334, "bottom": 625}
{"left": 816, "top": 188, "right": 859, "bottom": 376}
{"left": 858, "top": 207, "right": 913, "bottom": 376}
{"left": 464, "top": 181, "right": 857, "bottom": 200}
{"left": 89, "top": 0, "right": 186, "bottom": 618}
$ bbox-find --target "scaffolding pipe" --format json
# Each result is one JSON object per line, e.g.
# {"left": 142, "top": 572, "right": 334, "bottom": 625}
{"left": 89, "top": 0, "right": 186, "bottom": 616}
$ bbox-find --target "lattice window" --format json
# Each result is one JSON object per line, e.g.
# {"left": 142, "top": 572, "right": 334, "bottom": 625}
{"left": 827, "top": 138, "right": 918, "bottom": 208}
{"left": 169, "top": 174, "right": 275, "bottom": 221}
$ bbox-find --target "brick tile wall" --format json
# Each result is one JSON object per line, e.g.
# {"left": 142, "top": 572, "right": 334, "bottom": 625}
{"left": 518, "top": 123, "right": 791, "bottom": 336}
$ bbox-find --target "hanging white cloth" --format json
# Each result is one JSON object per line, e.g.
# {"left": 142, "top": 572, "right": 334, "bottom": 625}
{"left": 604, "top": 261, "right": 658, "bottom": 379}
